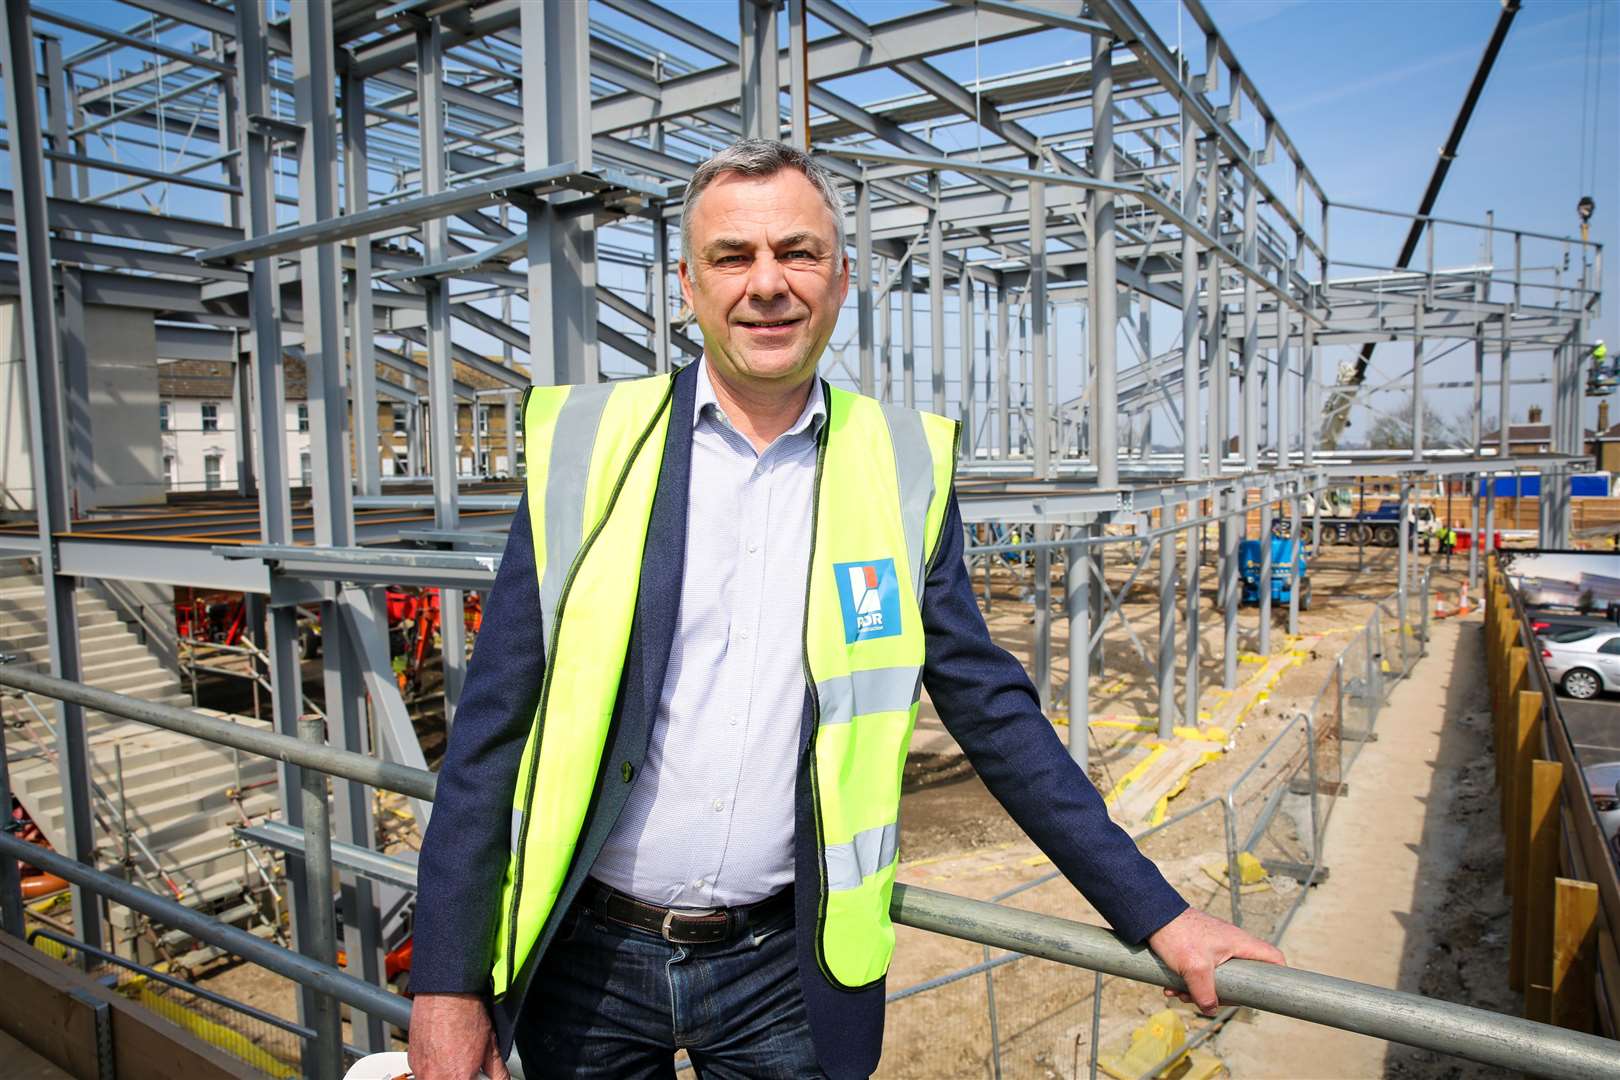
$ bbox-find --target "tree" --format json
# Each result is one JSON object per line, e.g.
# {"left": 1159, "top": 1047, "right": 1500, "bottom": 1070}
{"left": 1364, "top": 393, "right": 1474, "bottom": 450}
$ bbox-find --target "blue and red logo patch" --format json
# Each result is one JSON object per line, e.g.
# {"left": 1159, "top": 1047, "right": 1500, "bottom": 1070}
{"left": 834, "top": 558, "right": 901, "bottom": 644}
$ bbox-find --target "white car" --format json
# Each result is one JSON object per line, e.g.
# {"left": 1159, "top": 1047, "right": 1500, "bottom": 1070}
{"left": 1541, "top": 627, "right": 1620, "bottom": 700}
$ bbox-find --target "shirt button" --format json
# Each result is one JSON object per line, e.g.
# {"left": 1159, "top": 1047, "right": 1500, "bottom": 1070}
{"left": 739, "top": 628, "right": 750, "bottom": 640}
{"left": 747, "top": 541, "right": 758, "bottom": 554}
{"left": 729, "top": 714, "right": 739, "bottom": 726}
{"left": 692, "top": 880, "right": 705, "bottom": 890}
{"left": 712, "top": 799, "right": 724, "bottom": 813}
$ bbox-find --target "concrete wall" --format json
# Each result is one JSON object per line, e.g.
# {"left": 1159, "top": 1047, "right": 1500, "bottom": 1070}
{"left": 0, "top": 300, "right": 34, "bottom": 515}
{"left": 83, "top": 304, "right": 163, "bottom": 507}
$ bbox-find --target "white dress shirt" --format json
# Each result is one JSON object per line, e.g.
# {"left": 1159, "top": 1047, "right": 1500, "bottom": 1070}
{"left": 590, "top": 358, "right": 825, "bottom": 909}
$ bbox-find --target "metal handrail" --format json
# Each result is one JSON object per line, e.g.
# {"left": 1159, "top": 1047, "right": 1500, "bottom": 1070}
{"left": 1, "top": 665, "right": 1618, "bottom": 1078}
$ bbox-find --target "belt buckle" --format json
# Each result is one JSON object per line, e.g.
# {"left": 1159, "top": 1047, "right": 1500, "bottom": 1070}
{"left": 660, "top": 908, "right": 722, "bottom": 944}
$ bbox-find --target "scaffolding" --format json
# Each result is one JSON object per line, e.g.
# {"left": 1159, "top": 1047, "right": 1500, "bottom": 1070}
{"left": 0, "top": 0, "right": 1606, "bottom": 1070}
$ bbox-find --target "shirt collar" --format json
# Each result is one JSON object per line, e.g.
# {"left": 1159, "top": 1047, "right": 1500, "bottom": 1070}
{"left": 693, "top": 356, "right": 826, "bottom": 438}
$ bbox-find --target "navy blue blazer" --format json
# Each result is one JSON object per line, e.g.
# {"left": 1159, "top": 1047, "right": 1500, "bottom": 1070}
{"left": 411, "top": 361, "right": 1187, "bottom": 1078}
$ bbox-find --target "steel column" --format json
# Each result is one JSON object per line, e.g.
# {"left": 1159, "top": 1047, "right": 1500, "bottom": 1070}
{"left": 1397, "top": 481, "right": 1410, "bottom": 632}
{"left": 1498, "top": 322, "right": 1512, "bottom": 460}
{"left": 298, "top": 716, "right": 343, "bottom": 1080}
{"left": 1286, "top": 493, "right": 1301, "bottom": 637}
{"left": 652, "top": 216, "right": 673, "bottom": 373}
{"left": 1089, "top": 34, "right": 1118, "bottom": 488}
{"left": 855, "top": 179, "right": 874, "bottom": 395}
{"left": 1, "top": 0, "right": 100, "bottom": 953}
{"left": 1034, "top": 531, "right": 1051, "bottom": 711}
{"left": 787, "top": 0, "right": 809, "bottom": 149}
{"left": 344, "top": 73, "right": 380, "bottom": 498}
{"left": 878, "top": 256, "right": 892, "bottom": 401}
{"left": 997, "top": 281, "right": 1011, "bottom": 458}
{"left": 1412, "top": 304, "right": 1425, "bottom": 460}
{"left": 417, "top": 21, "right": 467, "bottom": 718}
{"left": 902, "top": 257, "right": 915, "bottom": 409}
{"left": 522, "top": 0, "right": 597, "bottom": 386}
{"left": 1258, "top": 494, "right": 1273, "bottom": 656}
{"left": 235, "top": 0, "right": 314, "bottom": 1029}
{"left": 959, "top": 257, "right": 974, "bottom": 458}
{"left": 1156, "top": 530, "right": 1175, "bottom": 737}
{"left": 738, "top": 0, "right": 779, "bottom": 140}
{"left": 1066, "top": 541, "right": 1090, "bottom": 772}
{"left": 1240, "top": 173, "right": 1260, "bottom": 470}
{"left": 1181, "top": 126, "right": 1202, "bottom": 481}
{"left": 1223, "top": 487, "right": 1241, "bottom": 689}
{"left": 1030, "top": 174, "right": 1050, "bottom": 478}
{"left": 929, "top": 172, "right": 946, "bottom": 414}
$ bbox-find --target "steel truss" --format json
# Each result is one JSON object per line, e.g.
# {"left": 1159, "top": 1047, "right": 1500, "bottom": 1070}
{"left": 0, "top": 0, "right": 1602, "bottom": 1048}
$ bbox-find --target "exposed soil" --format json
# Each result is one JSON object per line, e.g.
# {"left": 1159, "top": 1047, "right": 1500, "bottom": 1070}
{"left": 164, "top": 532, "right": 1501, "bottom": 1078}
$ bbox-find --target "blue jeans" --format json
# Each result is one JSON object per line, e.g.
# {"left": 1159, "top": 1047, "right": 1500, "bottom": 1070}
{"left": 514, "top": 897, "right": 827, "bottom": 1079}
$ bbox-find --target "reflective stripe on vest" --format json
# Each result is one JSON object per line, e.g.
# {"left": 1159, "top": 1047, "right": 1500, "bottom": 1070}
{"left": 805, "top": 387, "right": 957, "bottom": 989}
{"left": 488, "top": 373, "right": 957, "bottom": 998}
{"left": 490, "top": 374, "right": 674, "bottom": 997}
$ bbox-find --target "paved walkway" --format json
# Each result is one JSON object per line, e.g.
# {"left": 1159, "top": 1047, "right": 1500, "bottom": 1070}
{"left": 1217, "top": 612, "right": 1504, "bottom": 1077}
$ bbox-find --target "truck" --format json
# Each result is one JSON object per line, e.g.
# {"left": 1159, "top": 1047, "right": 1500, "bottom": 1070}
{"left": 1271, "top": 497, "right": 1433, "bottom": 548}
{"left": 1240, "top": 537, "right": 1312, "bottom": 609}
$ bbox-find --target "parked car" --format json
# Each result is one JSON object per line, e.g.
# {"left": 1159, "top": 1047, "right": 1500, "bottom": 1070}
{"left": 1530, "top": 610, "right": 1620, "bottom": 640}
{"left": 1583, "top": 763, "right": 1620, "bottom": 851}
{"left": 1541, "top": 627, "right": 1620, "bottom": 700}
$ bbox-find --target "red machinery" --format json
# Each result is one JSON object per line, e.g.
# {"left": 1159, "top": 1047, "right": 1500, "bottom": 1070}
{"left": 9, "top": 798, "right": 69, "bottom": 901}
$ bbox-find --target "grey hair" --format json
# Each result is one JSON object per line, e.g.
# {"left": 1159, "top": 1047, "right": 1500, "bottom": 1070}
{"left": 679, "top": 139, "right": 846, "bottom": 263}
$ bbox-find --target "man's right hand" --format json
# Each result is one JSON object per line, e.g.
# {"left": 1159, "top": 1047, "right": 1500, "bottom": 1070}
{"left": 407, "top": 992, "right": 509, "bottom": 1080}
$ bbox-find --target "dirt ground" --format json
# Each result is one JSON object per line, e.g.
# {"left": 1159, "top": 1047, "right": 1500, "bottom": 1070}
{"left": 174, "top": 536, "right": 1498, "bottom": 1078}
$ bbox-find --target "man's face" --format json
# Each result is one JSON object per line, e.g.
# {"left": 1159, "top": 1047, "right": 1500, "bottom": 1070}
{"left": 678, "top": 169, "right": 849, "bottom": 392}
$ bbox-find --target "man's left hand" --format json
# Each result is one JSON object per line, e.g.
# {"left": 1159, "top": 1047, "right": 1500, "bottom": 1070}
{"left": 1145, "top": 906, "right": 1285, "bottom": 1015}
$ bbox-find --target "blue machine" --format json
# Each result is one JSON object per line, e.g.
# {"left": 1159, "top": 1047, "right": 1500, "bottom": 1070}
{"left": 1240, "top": 537, "right": 1312, "bottom": 609}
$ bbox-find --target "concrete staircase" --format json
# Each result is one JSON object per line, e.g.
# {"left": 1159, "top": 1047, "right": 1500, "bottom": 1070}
{"left": 1, "top": 580, "right": 280, "bottom": 952}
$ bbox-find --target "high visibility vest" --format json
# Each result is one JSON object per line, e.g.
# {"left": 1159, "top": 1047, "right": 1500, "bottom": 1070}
{"left": 489, "top": 371, "right": 958, "bottom": 997}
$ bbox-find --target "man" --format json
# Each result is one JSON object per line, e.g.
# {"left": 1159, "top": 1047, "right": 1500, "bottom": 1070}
{"left": 408, "top": 140, "right": 1282, "bottom": 1080}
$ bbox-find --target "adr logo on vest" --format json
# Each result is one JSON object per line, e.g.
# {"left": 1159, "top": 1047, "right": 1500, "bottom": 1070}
{"left": 834, "top": 558, "right": 902, "bottom": 644}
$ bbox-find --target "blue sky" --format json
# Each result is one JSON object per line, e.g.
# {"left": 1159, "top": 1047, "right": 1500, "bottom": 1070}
{"left": 1156, "top": 0, "right": 1618, "bottom": 437}
{"left": 8, "top": 0, "right": 1617, "bottom": 443}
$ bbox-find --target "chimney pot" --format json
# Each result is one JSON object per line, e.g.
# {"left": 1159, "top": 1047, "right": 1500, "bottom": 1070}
{"left": 1528, "top": 405, "right": 1543, "bottom": 424}
{"left": 1600, "top": 400, "right": 1612, "bottom": 432}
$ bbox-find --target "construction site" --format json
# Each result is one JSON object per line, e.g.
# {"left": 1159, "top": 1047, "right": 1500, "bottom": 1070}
{"left": 1, "top": 0, "right": 1618, "bottom": 1078}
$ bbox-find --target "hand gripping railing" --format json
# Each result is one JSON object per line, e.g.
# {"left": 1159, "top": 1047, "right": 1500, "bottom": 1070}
{"left": 2, "top": 666, "right": 1619, "bottom": 1080}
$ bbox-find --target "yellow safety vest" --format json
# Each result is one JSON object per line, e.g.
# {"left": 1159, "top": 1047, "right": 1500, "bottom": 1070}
{"left": 490, "top": 371, "right": 958, "bottom": 997}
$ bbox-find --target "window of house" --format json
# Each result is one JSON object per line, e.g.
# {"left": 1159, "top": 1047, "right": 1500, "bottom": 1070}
{"left": 392, "top": 404, "right": 407, "bottom": 434}
{"left": 201, "top": 402, "right": 219, "bottom": 432}
{"left": 297, "top": 404, "right": 310, "bottom": 432}
{"left": 478, "top": 406, "right": 490, "bottom": 436}
{"left": 163, "top": 455, "right": 175, "bottom": 488}
{"left": 159, "top": 402, "right": 170, "bottom": 432}
{"left": 394, "top": 449, "right": 409, "bottom": 475}
{"left": 478, "top": 450, "right": 490, "bottom": 475}
{"left": 300, "top": 451, "right": 312, "bottom": 488}
{"left": 203, "top": 454, "right": 221, "bottom": 490}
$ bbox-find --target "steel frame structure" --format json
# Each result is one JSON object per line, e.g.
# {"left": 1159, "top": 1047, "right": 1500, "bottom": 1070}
{"left": 0, "top": 0, "right": 1602, "bottom": 1050}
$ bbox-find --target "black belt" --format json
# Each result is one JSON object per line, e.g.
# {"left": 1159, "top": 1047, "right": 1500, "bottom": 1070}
{"left": 581, "top": 880, "right": 792, "bottom": 946}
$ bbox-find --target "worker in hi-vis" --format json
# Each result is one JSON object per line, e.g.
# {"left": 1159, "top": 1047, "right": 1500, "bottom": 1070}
{"left": 404, "top": 139, "right": 1284, "bottom": 1080}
